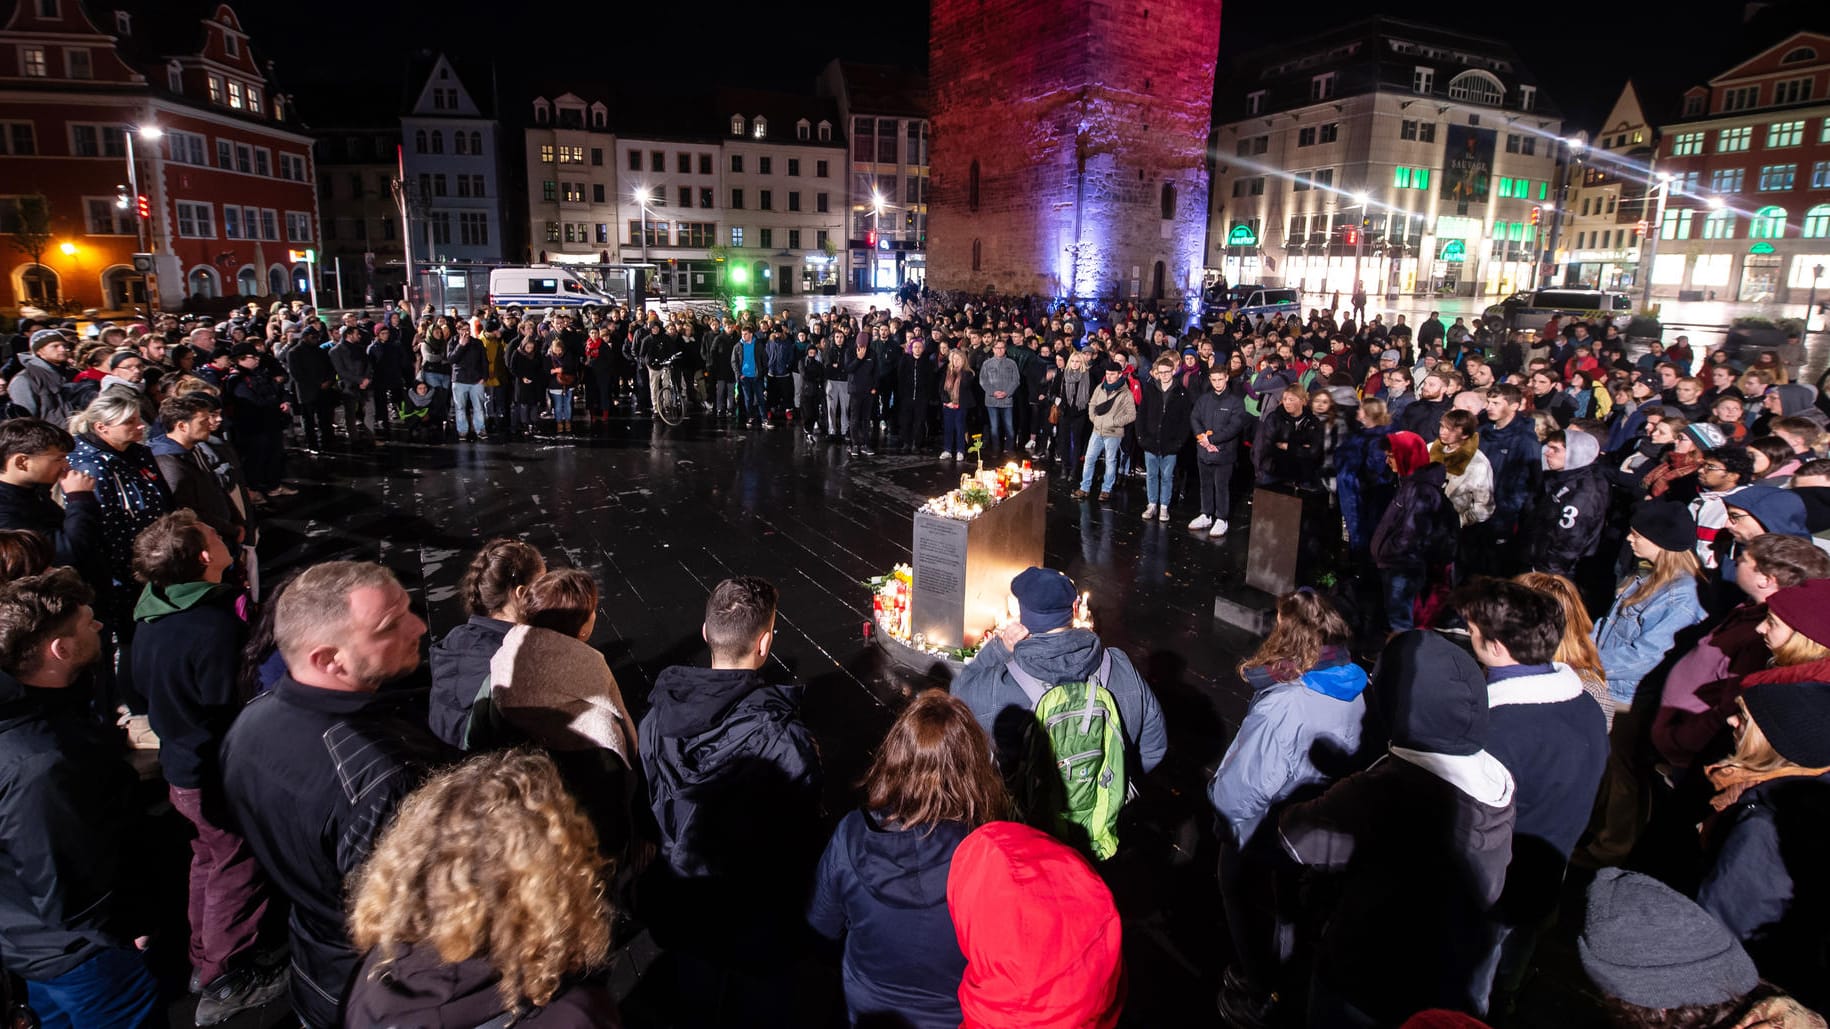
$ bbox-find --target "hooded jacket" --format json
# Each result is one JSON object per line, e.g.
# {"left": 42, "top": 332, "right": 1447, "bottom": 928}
{"left": 1137, "top": 378, "right": 1192, "bottom": 456}
{"left": 953, "top": 628, "right": 1168, "bottom": 786}
{"left": 1478, "top": 413, "right": 1542, "bottom": 531}
{"left": 1523, "top": 431, "right": 1608, "bottom": 576}
{"left": 6, "top": 355, "right": 70, "bottom": 423}
{"left": 428, "top": 615, "right": 512, "bottom": 749}
{"left": 343, "top": 943, "right": 619, "bottom": 1027}
{"left": 1210, "top": 650, "right": 1368, "bottom": 848}
{"left": 1088, "top": 380, "right": 1136, "bottom": 438}
{"left": 148, "top": 433, "right": 241, "bottom": 542}
{"left": 1280, "top": 631, "right": 1515, "bottom": 1022}
{"left": 1189, "top": 388, "right": 1247, "bottom": 466}
{"left": 947, "top": 822, "right": 1125, "bottom": 1029}
{"left": 131, "top": 581, "right": 244, "bottom": 790}
{"left": 1336, "top": 424, "right": 1397, "bottom": 552}
{"left": 1768, "top": 383, "right": 1830, "bottom": 429}
{"left": 0, "top": 478, "right": 102, "bottom": 587}
{"left": 0, "top": 668, "right": 147, "bottom": 980}
{"left": 1372, "top": 433, "right": 1457, "bottom": 571}
{"left": 808, "top": 811, "right": 971, "bottom": 1029}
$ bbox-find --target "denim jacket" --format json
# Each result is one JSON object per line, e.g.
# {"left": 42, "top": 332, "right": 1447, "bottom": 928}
{"left": 1593, "top": 576, "right": 1708, "bottom": 703}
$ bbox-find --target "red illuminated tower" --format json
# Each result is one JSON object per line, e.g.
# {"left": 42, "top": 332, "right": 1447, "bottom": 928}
{"left": 927, "top": 0, "right": 1223, "bottom": 300}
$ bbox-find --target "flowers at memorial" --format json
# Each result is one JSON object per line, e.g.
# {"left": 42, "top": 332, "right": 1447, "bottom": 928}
{"left": 919, "top": 462, "right": 1043, "bottom": 520}
{"left": 865, "top": 564, "right": 1096, "bottom": 663}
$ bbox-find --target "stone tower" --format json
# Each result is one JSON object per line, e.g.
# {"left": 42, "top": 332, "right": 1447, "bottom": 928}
{"left": 927, "top": 0, "right": 1222, "bottom": 301}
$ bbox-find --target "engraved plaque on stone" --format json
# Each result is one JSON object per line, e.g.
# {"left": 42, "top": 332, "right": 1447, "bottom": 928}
{"left": 1244, "top": 486, "right": 1304, "bottom": 596}
{"left": 911, "top": 475, "right": 1048, "bottom": 648}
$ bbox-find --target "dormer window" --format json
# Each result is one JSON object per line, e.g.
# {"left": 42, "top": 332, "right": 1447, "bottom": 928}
{"left": 796, "top": 119, "right": 810, "bottom": 141}
{"left": 534, "top": 99, "right": 550, "bottom": 125}
{"left": 731, "top": 114, "right": 745, "bottom": 136}
{"left": 35, "top": 0, "right": 58, "bottom": 18}
{"left": 591, "top": 105, "right": 606, "bottom": 129}
{"left": 753, "top": 116, "right": 767, "bottom": 139}
{"left": 817, "top": 120, "right": 831, "bottom": 142}
{"left": 114, "top": 11, "right": 131, "bottom": 34}
{"left": 247, "top": 84, "right": 262, "bottom": 114}
{"left": 167, "top": 61, "right": 181, "bottom": 92}
{"left": 223, "top": 32, "right": 238, "bottom": 58}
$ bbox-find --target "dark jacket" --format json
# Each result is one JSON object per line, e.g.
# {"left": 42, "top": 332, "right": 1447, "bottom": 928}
{"left": 283, "top": 339, "right": 336, "bottom": 404}
{"left": 219, "top": 677, "right": 452, "bottom": 1026}
{"left": 1396, "top": 396, "right": 1450, "bottom": 440}
{"left": 898, "top": 351, "right": 938, "bottom": 410}
{"left": 1698, "top": 771, "right": 1830, "bottom": 1008}
{"left": 67, "top": 434, "right": 172, "bottom": 588}
{"left": 149, "top": 435, "right": 241, "bottom": 542}
{"left": 941, "top": 366, "right": 978, "bottom": 410}
{"left": 428, "top": 615, "right": 513, "bottom": 749}
{"left": 132, "top": 582, "right": 244, "bottom": 791}
{"left": 1478, "top": 415, "right": 1542, "bottom": 530}
{"left": 1189, "top": 389, "right": 1247, "bottom": 466}
{"left": 1253, "top": 405, "right": 1324, "bottom": 486}
{"left": 1533, "top": 389, "right": 1577, "bottom": 429}
{"left": 807, "top": 810, "right": 969, "bottom": 1029}
{"left": 446, "top": 336, "right": 488, "bottom": 386}
{"left": 1337, "top": 425, "right": 1397, "bottom": 553}
{"left": 1137, "top": 380, "right": 1192, "bottom": 456}
{"left": 344, "top": 943, "right": 619, "bottom": 1027}
{"left": 366, "top": 338, "right": 412, "bottom": 389}
{"left": 328, "top": 340, "right": 371, "bottom": 391}
{"left": 0, "top": 479, "right": 102, "bottom": 587}
{"left": 1372, "top": 463, "right": 1456, "bottom": 571}
{"left": 1281, "top": 754, "right": 1514, "bottom": 1023}
{"left": 844, "top": 349, "right": 878, "bottom": 397}
{"left": 1524, "top": 462, "right": 1608, "bottom": 576}
{"left": 0, "top": 669, "right": 146, "bottom": 980}
{"left": 507, "top": 347, "right": 548, "bottom": 405}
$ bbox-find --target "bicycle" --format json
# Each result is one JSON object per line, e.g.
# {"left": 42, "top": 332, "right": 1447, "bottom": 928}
{"left": 652, "top": 352, "right": 690, "bottom": 427}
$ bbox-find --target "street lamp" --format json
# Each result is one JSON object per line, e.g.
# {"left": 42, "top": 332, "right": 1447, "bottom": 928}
{"left": 1543, "top": 136, "right": 1586, "bottom": 288}
{"left": 1346, "top": 192, "right": 1368, "bottom": 302}
{"left": 58, "top": 242, "right": 79, "bottom": 307}
{"left": 871, "top": 189, "right": 886, "bottom": 290}
{"left": 1637, "top": 172, "right": 1674, "bottom": 314}
{"left": 121, "top": 125, "right": 161, "bottom": 312}
{"left": 633, "top": 187, "right": 652, "bottom": 265}
{"left": 1805, "top": 263, "right": 1824, "bottom": 338}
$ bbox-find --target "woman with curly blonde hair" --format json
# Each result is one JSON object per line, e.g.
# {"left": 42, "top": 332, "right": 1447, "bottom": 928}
{"left": 344, "top": 749, "right": 616, "bottom": 1023}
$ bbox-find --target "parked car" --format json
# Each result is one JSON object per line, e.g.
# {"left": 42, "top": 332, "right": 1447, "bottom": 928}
{"left": 1481, "top": 288, "right": 1635, "bottom": 333}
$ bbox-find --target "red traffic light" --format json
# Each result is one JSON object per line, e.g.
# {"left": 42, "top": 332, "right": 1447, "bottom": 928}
{"left": 135, "top": 195, "right": 150, "bottom": 219}
{"left": 1529, "top": 206, "right": 1541, "bottom": 225}
{"left": 1341, "top": 227, "right": 1359, "bottom": 246}
{"left": 866, "top": 229, "right": 877, "bottom": 247}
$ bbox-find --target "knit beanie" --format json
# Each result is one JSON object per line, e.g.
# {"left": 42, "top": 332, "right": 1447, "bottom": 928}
{"left": 1630, "top": 502, "right": 1696, "bottom": 554}
{"left": 1763, "top": 579, "right": 1830, "bottom": 650}
{"left": 1376, "top": 630, "right": 1488, "bottom": 756}
{"left": 1743, "top": 681, "right": 1830, "bottom": 767}
{"left": 1579, "top": 868, "right": 1757, "bottom": 1008}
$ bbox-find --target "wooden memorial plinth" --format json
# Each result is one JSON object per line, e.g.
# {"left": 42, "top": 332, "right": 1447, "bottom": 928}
{"left": 911, "top": 474, "right": 1047, "bottom": 649}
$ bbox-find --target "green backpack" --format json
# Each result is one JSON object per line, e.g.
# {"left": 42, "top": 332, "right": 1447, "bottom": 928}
{"left": 1008, "top": 651, "right": 1126, "bottom": 860}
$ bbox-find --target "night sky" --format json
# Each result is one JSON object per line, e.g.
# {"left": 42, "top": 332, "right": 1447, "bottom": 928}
{"left": 225, "top": 0, "right": 1816, "bottom": 132}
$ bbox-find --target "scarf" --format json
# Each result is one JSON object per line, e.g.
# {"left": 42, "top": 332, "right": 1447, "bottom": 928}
{"left": 1430, "top": 434, "right": 1481, "bottom": 477}
{"left": 489, "top": 625, "right": 636, "bottom": 761}
{"left": 1644, "top": 449, "right": 1701, "bottom": 498}
{"left": 1706, "top": 761, "right": 1830, "bottom": 812}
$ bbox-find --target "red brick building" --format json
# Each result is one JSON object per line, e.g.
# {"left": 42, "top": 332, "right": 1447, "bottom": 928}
{"left": 1647, "top": 31, "right": 1830, "bottom": 304}
{"left": 0, "top": 1, "right": 319, "bottom": 314}
{"left": 926, "top": 0, "right": 1221, "bottom": 300}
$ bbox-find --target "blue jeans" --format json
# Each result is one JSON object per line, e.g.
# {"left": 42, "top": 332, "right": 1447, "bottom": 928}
{"left": 26, "top": 945, "right": 161, "bottom": 1029}
{"left": 1144, "top": 452, "right": 1177, "bottom": 506}
{"left": 452, "top": 382, "right": 487, "bottom": 435}
{"left": 420, "top": 370, "right": 450, "bottom": 390}
{"left": 942, "top": 406, "right": 967, "bottom": 453}
{"left": 739, "top": 378, "right": 764, "bottom": 425}
{"left": 1080, "top": 434, "right": 1122, "bottom": 493}
{"left": 548, "top": 388, "right": 572, "bottom": 421}
{"left": 986, "top": 405, "right": 1014, "bottom": 452}
{"left": 1382, "top": 569, "right": 1422, "bottom": 632}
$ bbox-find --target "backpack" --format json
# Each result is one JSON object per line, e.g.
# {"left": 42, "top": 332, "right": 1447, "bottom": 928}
{"left": 1008, "top": 650, "right": 1125, "bottom": 860}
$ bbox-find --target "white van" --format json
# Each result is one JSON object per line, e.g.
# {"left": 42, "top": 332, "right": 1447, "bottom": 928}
{"left": 486, "top": 266, "right": 615, "bottom": 309}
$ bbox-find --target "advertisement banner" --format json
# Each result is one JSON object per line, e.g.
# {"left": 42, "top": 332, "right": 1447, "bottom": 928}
{"left": 1440, "top": 125, "right": 1496, "bottom": 214}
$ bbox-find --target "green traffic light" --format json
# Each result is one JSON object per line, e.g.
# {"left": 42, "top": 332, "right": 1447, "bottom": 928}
{"left": 729, "top": 266, "right": 750, "bottom": 285}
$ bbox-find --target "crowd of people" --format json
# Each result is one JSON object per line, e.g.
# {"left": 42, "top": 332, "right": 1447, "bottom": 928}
{"left": 0, "top": 294, "right": 1828, "bottom": 1029}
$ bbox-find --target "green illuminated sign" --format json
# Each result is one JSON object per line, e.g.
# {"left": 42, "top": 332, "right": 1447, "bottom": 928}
{"left": 1749, "top": 242, "right": 1776, "bottom": 255}
{"left": 1226, "top": 224, "right": 1259, "bottom": 247}
{"left": 1439, "top": 239, "right": 1467, "bottom": 263}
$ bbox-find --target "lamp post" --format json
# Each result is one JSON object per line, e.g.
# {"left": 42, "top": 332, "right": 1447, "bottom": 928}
{"left": 871, "top": 189, "right": 886, "bottom": 291}
{"left": 58, "top": 242, "right": 79, "bottom": 307}
{"left": 1543, "top": 136, "right": 1585, "bottom": 288}
{"left": 1637, "top": 172, "right": 1674, "bottom": 314}
{"left": 1806, "top": 262, "right": 1824, "bottom": 338}
{"left": 1345, "top": 192, "right": 1368, "bottom": 301}
{"left": 122, "top": 125, "right": 162, "bottom": 312}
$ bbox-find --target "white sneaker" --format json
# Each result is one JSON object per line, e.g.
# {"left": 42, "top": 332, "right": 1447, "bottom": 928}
{"left": 1209, "top": 519, "right": 1229, "bottom": 537}
{"left": 1188, "top": 514, "right": 1213, "bottom": 530}
{"left": 1141, "top": 503, "right": 1158, "bottom": 520}
{"left": 940, "top": 450, "right": 952, "bottom": 460}
{"left": 1157, "top": 506, "right": 1172, "bottom": 522}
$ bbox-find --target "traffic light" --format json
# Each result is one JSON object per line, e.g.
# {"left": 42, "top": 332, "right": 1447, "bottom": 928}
{"left": 729, "top": 265, "right": 750, "bottom": 286}
{"left": 135, "top": 195, "right": 150, "bottom": 220}
{"left": 1530, "top": 206, "right": 1541, "bottom": 226}
{"left": 866, "top": 229, "right": 877, "bottom": 248}
{"left": 115, "top": 184, "right": 131, "bottom": 210}
{"left": 1341, "top": 226, "right": 1359, "bottom": 246}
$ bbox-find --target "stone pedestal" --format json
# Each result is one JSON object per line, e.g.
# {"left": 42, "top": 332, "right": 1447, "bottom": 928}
{"left": 1244, "top": 487, "right": 1305, "bottom": 596}
{"left": 911, "top": 475, "right": 1047, "bottom": 648}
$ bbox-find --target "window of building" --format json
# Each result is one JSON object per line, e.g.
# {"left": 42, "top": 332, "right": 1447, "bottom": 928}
{"left": 546, "top": 221, "right": 560, "bottom": 243}
{"left": 626, "top": 149, "right": 640, "bottom": 171}
{"left": 1814, "top": 161, "right": 1830, "bottom": 189}
{"left": 1319, "top": 122, "right": 1338, "bottom": 144}
{"left": 167, "top": 63, "right": 181, "bottom": 91}
{"left": 1160, "top": 182, "right": 1175, "bottom": 219}
{"left": 1701, "top": 208, "right": 1735, "bottom": 239}
{"left": 1774, "top": 78, "right": 1813, "bottom": 105}
{"left": 188, "top": 267, "right": 218, "bottom": 298}
{"left": 788, "top": 158, "right": 800, "bottom": 176}
{"left": 1520, "top": 85, "right": 1536, "bottom": 111}
{"left": 429, "top": 212, "right": 450, "bottom": 245}
{"left": 788, "top": 191, "right": 801, "bottom": 212}
{"left": 1309, "top": 73, "right": 1335, "bottom": 101}
{"left": 286, "top": 211, "right": 311, "bottom": 242}
{"left": 1711, "top": 167, "right": 1746, "bottom": 193}
{"left": 787, "top": 228, "right": 801, "bottom": 249}
{"left": 20, "top": 46, "right": 47, "bottom": 77}
{"left": 678, "top": 186, "right": 691, "bottom": 208}
{"left": 816, "top": 192, "right": 829, "bottom": 213}
{"left": 650, "top": 151, "right": 663, "bottom": 172}
{"left": 1759, "top": 163, "right": 1798, "bottom": 191}
{"left": 1413, "top": 66, "right": 1434, "bottom": 94}
{"left": 730, "top": 154, "right": 743, "bottom": 173}
{"left": 1298, "top": 126, "right": 1316, "bottom": 147}
{"left": 819, "top": 122, "right": 832, "bottom": 143}
{"left": 429, "top": 130, "right": 443, "bottom": 154}
{"left": 759, "top": 228, "right": 773, "bottom": 248}
{"left": 1749, "top": 205, "right": 1787, "bottom": 239}
{"left": 730, "top": 226, "right": 744, "bottom": 247}
{"left": 1718, "top": 126, "right": 1752, "bottom": 152}
{"left": 968, "top": 160, "right": 980, "bottom": 212}
{"left": 699, "top": 153, "right": 713, "bottom": 175}
{"left": 226, "top": 80, "right": 243, "bottom": 109}
{"left": 459, "top": 212, "right": 488, "bottom": 246}
{"left": 698, "top": 188, "right": 712, "bottom": 209}
{"left": 731, "top": 189, "right": 744, "bottom": 209}
{"left": 1671, "top": 131, "right": 1704, "bottom": 156}
{"left": 165, "top": 129, "right": 204, "bottom": 165}
{"left": 562, "top": 182, "right": 581, "bottom": 202}
{"left": 1446, "top": 70, "right": 1504, "bottom": 106}
{"left": 83, "top": 197, "right": 130, "bottom": 235}
{"left": 254, "top": 149, "right": 270, "bottom": 176}
{"left": 278, "top": 153, "right": 306, "bottom": 180}
{"left": 759, "top": 190, "right": 772, "bottom": 210}
{"left": 759, "top": 156, "right": 772, "bottom": 175}
{"left": 590, "top": 147, "right": 603, "bottom": 166}
{"left": 816, "top": 159, "right": 831, "bottom": 178}
{"left": 731, "top": 115, "right": 744, "bottom": 136}
{"left": 175, "top": 201, "right": 214, "bottom": 238}
{"left": 1400, "top": 120, "right": 1419, "bottom": 141}
{"left": 207, "top": 75, "right": 223, "bottom": 103}
{"left": 753, "top": 117, "right": 767, "bottom": 139}
{"left": 1505, "top": 133, "right": 1522, "bottom": 153}
{"left": 797, "top": 120, "right": 809, "bottom": 142}
{"left": 1722, "top": 85, "right": 1759, "bottom": 112}
{"left": 65, "top": 47, "right": 90, "bottom": 79}
{"left": 1768, "top": 120, "right": 1805, "bottom": 148}
{"left": 1803, "top": 203, "right": 1830, "bottom": 238}
{"left": 1658, "top": 208, "right": 1693, "bottom": 240}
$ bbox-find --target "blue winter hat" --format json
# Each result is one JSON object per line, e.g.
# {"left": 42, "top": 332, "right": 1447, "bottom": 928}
{"left": 1726, "top": 485, "right": 1811, "bottom": 539}
{"left": 1011, "top": 567, "right": 1077, "bottom": 633}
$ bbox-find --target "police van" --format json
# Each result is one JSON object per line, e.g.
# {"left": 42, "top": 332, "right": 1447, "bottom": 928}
{"left": 1201, "top": 284, "right": 1301, "bottom": 326}
{"left": 485, "top": 266, "right": 616, "bottom": 309}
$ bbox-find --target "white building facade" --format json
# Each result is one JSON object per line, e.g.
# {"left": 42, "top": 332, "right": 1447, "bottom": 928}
{"left": 400, "top": 54, "right": 505, "bottom": 304}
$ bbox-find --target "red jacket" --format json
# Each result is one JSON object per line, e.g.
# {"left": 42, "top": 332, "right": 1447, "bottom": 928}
{"left": 948, "top": 822, "right": 1124, "bottom": 1029}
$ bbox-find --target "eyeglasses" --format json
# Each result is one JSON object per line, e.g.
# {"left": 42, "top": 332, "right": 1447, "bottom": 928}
{"left": 1700, "top": 464, "right": 1728, "bottom": 473}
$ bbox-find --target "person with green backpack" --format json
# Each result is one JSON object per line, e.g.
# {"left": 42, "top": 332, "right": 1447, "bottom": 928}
{"left": 952, "top": 567, "right": 1168, "bottom": 861}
